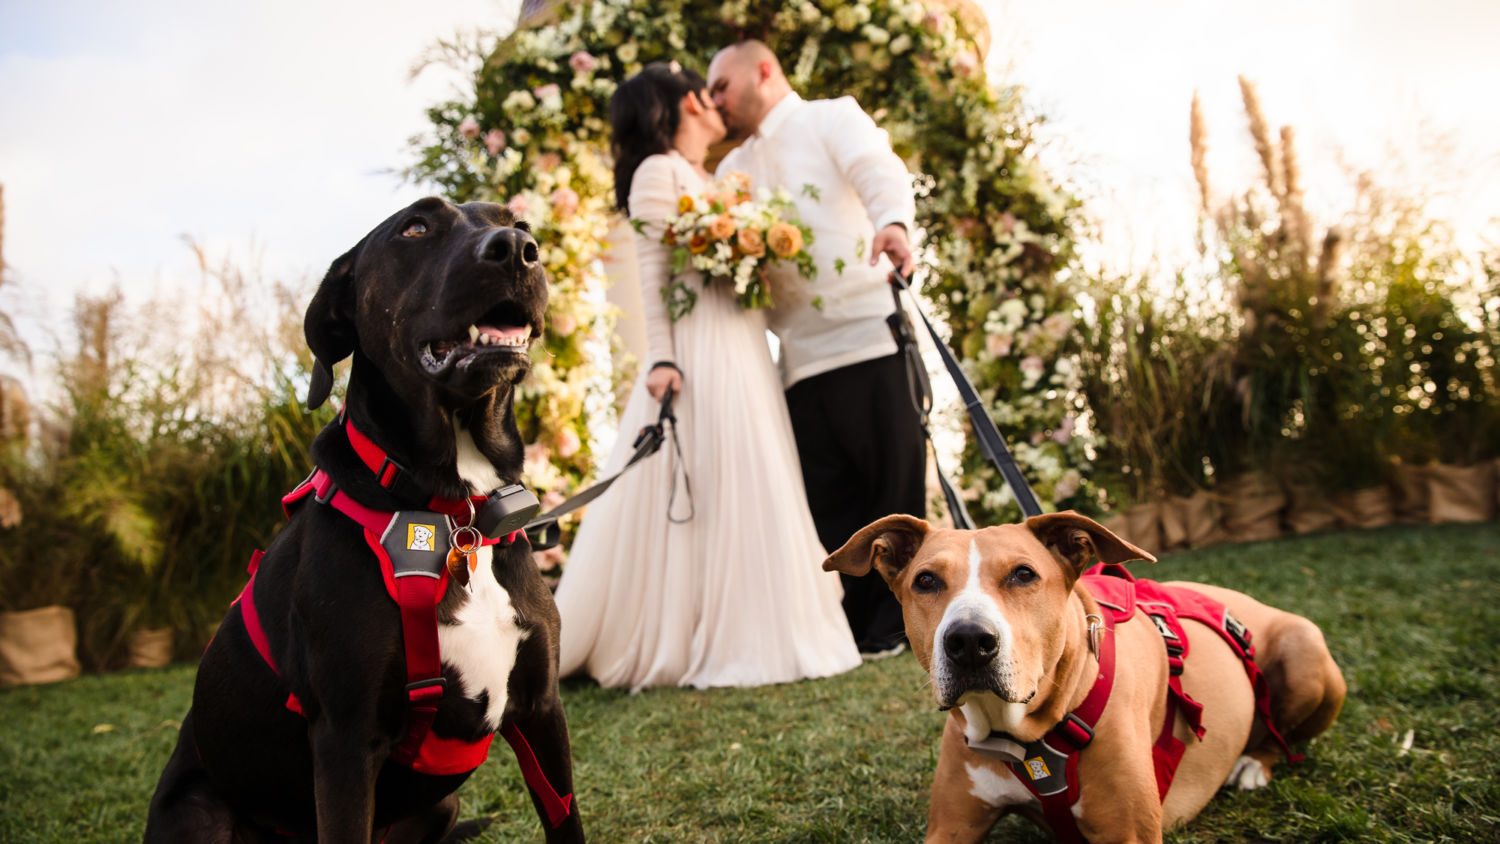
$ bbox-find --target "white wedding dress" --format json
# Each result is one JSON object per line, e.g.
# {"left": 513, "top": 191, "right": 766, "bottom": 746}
{"left": 554, "top": 150, "right": 860, "bottom": 692}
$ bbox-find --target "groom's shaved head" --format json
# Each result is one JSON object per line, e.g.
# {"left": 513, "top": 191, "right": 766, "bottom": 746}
{"left": 708, "top": 40, "right": 792, "bottom": 140}
{"left": 716, "top": 40, "right": 783, "bottom": 77}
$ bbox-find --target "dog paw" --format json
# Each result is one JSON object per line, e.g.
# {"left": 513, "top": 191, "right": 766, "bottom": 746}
{"left": 1225, "top": 755, "right": 1269, "bottom": 790}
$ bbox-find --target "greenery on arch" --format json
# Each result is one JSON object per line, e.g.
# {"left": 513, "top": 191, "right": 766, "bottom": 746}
{"left": 409, "top": 0, "right": 1094, "bottom": 528}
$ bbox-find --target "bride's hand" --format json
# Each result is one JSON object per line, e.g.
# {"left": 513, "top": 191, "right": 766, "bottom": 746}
{"left": 647, "top": 363, "right": 683, "bottom": 400}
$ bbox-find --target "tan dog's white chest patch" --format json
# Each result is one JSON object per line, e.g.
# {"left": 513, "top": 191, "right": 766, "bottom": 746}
{"left": 965, "top": 761, "right": 1035, "bottom": 808}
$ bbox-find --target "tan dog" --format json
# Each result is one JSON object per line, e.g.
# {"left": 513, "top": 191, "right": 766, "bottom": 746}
{"left": 824, "top": 511, "right": 1344, "bottom": 844}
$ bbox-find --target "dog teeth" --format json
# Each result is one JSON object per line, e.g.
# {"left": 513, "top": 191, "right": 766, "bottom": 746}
{"left": 470, "top": 325, "right": 532, "bottom": 348}
{"left": 469, "top": 324, "right": 480, "bottom": 343}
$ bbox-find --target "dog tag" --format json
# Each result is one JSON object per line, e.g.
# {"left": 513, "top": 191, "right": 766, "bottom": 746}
{"left": 446, "top": 547, "right": 475, "bottom": 588}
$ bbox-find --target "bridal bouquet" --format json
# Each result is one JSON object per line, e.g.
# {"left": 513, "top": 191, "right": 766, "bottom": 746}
{"left": 634, "top": 171, "right": 816, "bottom": 322}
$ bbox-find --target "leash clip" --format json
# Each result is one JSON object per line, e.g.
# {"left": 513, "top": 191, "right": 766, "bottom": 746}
{"left": 1085, "top": 613, "right": 1103, "bottom": 658}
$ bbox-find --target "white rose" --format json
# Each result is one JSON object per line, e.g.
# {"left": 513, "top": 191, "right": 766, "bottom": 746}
{"left": 617, "top": 42, "right": 638, "bottom": 63}
{"left": 889, "top": 34, "right": 912, "bottom": 55}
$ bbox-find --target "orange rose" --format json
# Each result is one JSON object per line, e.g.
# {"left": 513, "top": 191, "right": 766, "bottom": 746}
{"left": 736, "top": 227, "right": 766, "bottom": 258}
{"left": 707, "top": 214, "right": 736, "bottom": 241}
{"left": 688, "top": 232, "right": 710, "bottom": 254}
{"left": 677, "top": 195, "right": 696, "bottom": 214}
{"left": 765, "top": 222, "right": 803, "bottom": 258}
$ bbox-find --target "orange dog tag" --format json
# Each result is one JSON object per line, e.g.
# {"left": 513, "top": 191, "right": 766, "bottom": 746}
{"left": 446, "top": 547, "right": 475, "bottom": 587}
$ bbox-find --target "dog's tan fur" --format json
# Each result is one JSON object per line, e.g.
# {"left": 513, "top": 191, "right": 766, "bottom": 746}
{"left": 825, "top": 511, "right": 1344, "bottom": 844}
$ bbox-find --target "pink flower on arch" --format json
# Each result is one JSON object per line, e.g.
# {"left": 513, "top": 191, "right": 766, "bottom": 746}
{"left": 458, "top": 115, "right": 481, "bottom": 139}
{"left": 986, "top": 332, "right": 1013, "bottom": 358}
{"left": 533, "top": 83, "right": 562, "bottom": 101}
{"left": 484, "top": 129, "right": 506, "bottom": 156}
{"left": 1052, "top": 415, "right": 1076, "bottom": 445}
{"left": 569, "top": 51, "right": 598, "bottom": 73}
{"left": 551, "top": 312, "right": 578, "bottom": 336}
{"left": 555, "top": 427, "right": 581, "bottom": 459}
{"left": 551, "top": 186, "right": 580, "bottom": 219}
{"left": 1020, "top": 355, "right": 1046, "bottom": 382}
{"left": 506, "top": 194, "right": 530, "bottom": 216}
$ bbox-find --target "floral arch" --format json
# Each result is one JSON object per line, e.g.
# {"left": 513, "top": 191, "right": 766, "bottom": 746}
{"left": 409, "top": 0, "right": 1090, "bottom": 532}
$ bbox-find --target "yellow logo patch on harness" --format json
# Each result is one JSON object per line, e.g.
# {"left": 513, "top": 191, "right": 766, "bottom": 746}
{"left": 407, "top": 523, "right": 439, "bottom": 552}
{"left": 1024, "top": 756, "right": 1051, "bottom": 781}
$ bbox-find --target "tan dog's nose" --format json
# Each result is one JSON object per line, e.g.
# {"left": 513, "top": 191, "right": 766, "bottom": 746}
{"left": 944, "top": 620, "right": 998, "bottom": 673}
{"left": 477, "top": 227, "right": 540, "bottom": 270}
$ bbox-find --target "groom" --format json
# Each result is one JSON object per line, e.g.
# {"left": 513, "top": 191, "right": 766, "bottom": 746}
{"left": 708, "top": 40, "right": 925, "bottom": 658}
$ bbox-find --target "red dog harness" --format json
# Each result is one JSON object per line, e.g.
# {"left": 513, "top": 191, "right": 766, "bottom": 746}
{"left": 231, "top": 418, "right": 573, "bottom": 827}
{"left": 980, "top": 564, "right": 1297, "bottom": 844}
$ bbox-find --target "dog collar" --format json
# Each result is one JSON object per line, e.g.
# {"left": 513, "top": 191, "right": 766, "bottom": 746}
{"left": 341, "top": 413, "right": 538, "bottom": 538}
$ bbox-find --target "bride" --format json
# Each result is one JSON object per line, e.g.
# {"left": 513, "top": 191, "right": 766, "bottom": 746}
{"left": 553, "top": 62, "right": 860, "bottom": 692}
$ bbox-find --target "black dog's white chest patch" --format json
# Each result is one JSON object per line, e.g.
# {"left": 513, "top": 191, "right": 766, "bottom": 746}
{"left": 437, "top": 543, "right": 526, "bottom": 732}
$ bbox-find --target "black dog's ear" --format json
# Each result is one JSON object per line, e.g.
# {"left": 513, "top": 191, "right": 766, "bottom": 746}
{"left": 1026, "top": 510, "right": 1155, "bottom": 578}
{"left": 824, "top": 514, "right": 931, "bottom": 583}
{"left": 304, "top": 246, "right": 359, "bottom": 410}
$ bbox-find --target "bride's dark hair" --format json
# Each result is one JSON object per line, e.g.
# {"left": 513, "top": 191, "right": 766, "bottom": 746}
{"left": 610, "top": 62, "right": 708, "bottom": 213}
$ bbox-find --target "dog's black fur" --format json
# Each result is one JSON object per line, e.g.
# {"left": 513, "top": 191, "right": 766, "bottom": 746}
{"left": 144, "top": 197, "right": 584, "bottom": 843}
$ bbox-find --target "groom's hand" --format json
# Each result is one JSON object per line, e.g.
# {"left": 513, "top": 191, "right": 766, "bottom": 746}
{"left": 871, "top": 223, "right": 915, "bottom": 277}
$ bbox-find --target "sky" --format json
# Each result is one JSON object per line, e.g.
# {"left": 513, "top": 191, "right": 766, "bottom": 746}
{"left": 2, "top": 0, "right": 1497, "bottom": 383}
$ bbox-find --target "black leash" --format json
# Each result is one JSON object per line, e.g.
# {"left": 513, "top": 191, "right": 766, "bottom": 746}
{"left": 889, "top": 269, "right": 1044, "bottom": 521}
{"left": 524, "top": 390, "right": 691, "bottom": 549}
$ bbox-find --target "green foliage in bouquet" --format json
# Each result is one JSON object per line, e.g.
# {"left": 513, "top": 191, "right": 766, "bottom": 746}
{"left": 407, "top": 0, "right": 1089, "bottom": 529}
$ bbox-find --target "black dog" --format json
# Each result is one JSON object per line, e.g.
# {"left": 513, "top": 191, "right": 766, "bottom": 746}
{"left": 145, "top": 198, "right": 584, "bottom": 843}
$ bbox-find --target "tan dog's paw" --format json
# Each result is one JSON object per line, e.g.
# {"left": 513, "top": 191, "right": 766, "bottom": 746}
{"left": 1225, "top": 755, "right": 1270, "bottom": 790}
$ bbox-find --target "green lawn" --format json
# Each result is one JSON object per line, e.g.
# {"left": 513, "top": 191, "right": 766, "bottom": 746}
{"left": 3, "top": 522, "right": 1498, "bottom": 842}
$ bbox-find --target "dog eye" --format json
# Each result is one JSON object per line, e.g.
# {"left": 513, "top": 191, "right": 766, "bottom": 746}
{"left": 913, "top": 572, "right": 943, "bottom": 593}
{"left": 401, "top": 220, "right": 429, "bottom": 238}
{"left": 1008, "top": 565, "right": 1038, "bottom": 586}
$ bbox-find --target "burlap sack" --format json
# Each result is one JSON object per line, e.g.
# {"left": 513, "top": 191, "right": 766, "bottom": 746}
{"left": 1159, "top": 497, "right": 1190, "bottom": 551}
{"left": 1220, "top": 471, "right": 1286, "bottom": 543}
{"left": 1123, "top": 501, "right": 1163, "bottom": 556}
{"left": 127, "top": 627, "right": 174, "bottom": 669}
{"left": 1179, "top": 490, "right": 1225, "bottom": 548}
{"left": 1391, "top": 462, "right": 1429, "bottom": 523}
{"left": 0, "top": 606, "right": 81, "bottom": 686}
{"left": 1284, "top": 483, "right": 1339, "bottom": 535}
{"left": 1427, "top": 462, "right": 1496, "bottom": 523}
{"left": 1332, "top": 486, "right": 1395, "bottom": 529}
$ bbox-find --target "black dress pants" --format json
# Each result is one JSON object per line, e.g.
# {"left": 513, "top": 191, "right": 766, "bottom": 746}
{"left": 785, "top": 352, "right": 927, "bottom": 648}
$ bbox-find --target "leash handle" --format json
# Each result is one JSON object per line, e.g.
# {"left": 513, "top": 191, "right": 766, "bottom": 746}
{"left": 523, "top": 390, "right": 688, "bottom": 548}
{"left": 889, "top": 268, "right": 1045, "bottom": 520}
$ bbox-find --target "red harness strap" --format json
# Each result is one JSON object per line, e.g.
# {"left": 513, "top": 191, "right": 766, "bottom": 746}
{"left": 1010, "top": 602, "right": 1117, "bottom": 843}
{"left": 235, "top": 473, "right": 532, "bottom": 779}
{"left": 229, "top": 416, "right": 575, "bottom": 825}
{"left": 997, "top": 567, "right": 1299, "bottom": 844}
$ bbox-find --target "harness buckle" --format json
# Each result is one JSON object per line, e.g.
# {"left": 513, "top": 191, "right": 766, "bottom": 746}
{"left": 1053, "top": 712, "right": 1095, "bottom": 752}
{"left": 405, "top": 677, "right": 446, "bottom": 701}
{"left": 377, "top": 455, "right": 409, "bottom": 490}
{"left": 313, "top": 474, "right": 339, "bottom": 504}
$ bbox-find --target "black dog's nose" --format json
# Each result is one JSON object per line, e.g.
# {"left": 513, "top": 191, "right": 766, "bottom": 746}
{"left": 477, "top": 227, "right": 540, "bottom": 269}
{"left": 944, "top": 620, "right": 999, "bottom": 672}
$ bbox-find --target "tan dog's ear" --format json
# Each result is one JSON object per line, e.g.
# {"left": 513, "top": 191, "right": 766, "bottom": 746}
{"left": 823, "top": 515, "right": 931, "bottom": 583}
{"left": 1026, "top": 510, "right": 1156, "bottom": 577}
